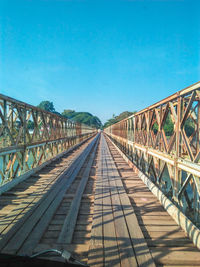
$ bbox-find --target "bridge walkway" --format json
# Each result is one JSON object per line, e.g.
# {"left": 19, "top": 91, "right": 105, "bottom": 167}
{"left": 0, "top": 133, "right": 200, "bottom": 266}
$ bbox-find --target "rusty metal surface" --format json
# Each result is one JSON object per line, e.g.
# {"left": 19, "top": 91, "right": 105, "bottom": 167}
{"left": 105, "top": 81, "right": 200, "bottom": 225}
{"left": 0, "top": 94, "right": 96, "bottom": 186}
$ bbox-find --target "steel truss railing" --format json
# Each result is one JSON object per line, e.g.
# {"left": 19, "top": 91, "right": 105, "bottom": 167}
{"left": 0, "top": 94, "right": 96, "bottom": 186}
{"left": 105, "top": 81, "right": 200, "bottom": 225}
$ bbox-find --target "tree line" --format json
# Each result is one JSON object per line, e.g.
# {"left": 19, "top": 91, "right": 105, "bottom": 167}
{"left": 103, "top": 111, "right": 136, "bottom": 128}
{"left": 28, "top": 101, "right": 195, "bottom": 136}
{"left": 36, "top": 100, "right": 102, "bottom": 129}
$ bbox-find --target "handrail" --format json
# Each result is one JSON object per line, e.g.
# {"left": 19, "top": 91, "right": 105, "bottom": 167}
{"left": 105, "top": 81, "right": 200, "bottom": 226}
{"left": 0, "top": 94, "right": 96, "bottom": 186}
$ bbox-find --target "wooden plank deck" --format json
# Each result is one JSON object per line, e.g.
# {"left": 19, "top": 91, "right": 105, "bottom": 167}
{"left": 0, "top": 132, "right": 200, "bottom": 266}
{"left": 105, "top": 134, "right": 200, "bottom": 267}
{"left": 89, "top": 134, "right": 155, "bottom": 266}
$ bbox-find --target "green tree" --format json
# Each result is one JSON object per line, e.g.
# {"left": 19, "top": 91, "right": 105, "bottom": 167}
{"left": 163, "top": 114, "right": 174, "bottom": 136}
{"left": 27, "top": 120, "right": 34, "bottom": 130}
{"left": 62, "top": 109, "right": 76, "bottom": 119}
{"left": 37, "top": 101, "right": 55, "bottom": 113}
{"left": 37, "top": 101, "right": 102, "bottom": 128}
{"left": 152, "top": 115, "right": 174, "bottom": 136}
{"left": 184, "top": 118, "right": 195, "bottom": 137}
{"left": 152, "top": 122, "right": 158, "bottom": 134}
{"left": 115, "top": 111, "right": 135, "bottom": 122}
{"left": 62, "top": 110, "right": 102, "bottom": 129}
{"left": 103, "top": 111, "right": 136, "bottom": 128}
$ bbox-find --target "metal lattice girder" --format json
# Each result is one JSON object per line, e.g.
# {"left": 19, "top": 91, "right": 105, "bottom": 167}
{"left": 0, "top": 94, "right": 96, "bottom": 186}
{"left": 104, "top": 81, "right": 200, "bottom": 225}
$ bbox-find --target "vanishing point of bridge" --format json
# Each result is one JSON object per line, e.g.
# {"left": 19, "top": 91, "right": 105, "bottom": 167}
{"left": 1, "top": 82, "right": 200, "bottom": 266}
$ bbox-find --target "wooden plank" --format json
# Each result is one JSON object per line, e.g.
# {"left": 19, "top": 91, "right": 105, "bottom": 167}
{"left": 0, "top": 143, "right": 86, "bottom": 239}
{"left": 108, "top": 158, "right": 138, "bottom": 266}
{"left": 138, "top": 218, "right": 179, "bottom": 226}
{"left": 146, "top": 239, "right": 195, "bottom": 247}
{"left": 141, "top": 225, "right": 182, "bottom": 232}
{"left": 1, "top": 136, "right": 98, "bottom": 255}
{"left": 57, "top": 138, "right": 99, "bottom": 243}
{"left": 34, "top": 243, "right": 89, "bottom": 255}
{"left": 106, "top": 134, "right": 200, "bottom": 265}
{"left": 106, "top": 134, "right": 200, "bottom": 251}
{"left": 143, "top": 231, "right": 186, "bottom": 239}
{"left": 150, "top": 247, "right": 200, "bottom": 265}
{"left": 73, "top": 231, "right": 91, "bottom": 238}
{"left": 16, "top": 136, "right": 99, "bottom": 256}
{"left": 88, "top": 136, "right": 104, "bottom": 267}
{"left": 101, "top": 142, "right": 120, "bottom": 267}
{"left": 104, "top": 135, "right": 155, "bottom": 267}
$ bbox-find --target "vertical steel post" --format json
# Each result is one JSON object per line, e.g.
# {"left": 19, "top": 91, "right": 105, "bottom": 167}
{"left": 174, "top": 94, "right": 181, "bottom": 202}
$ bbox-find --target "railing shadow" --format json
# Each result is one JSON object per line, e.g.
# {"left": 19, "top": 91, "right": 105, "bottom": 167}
{"left": 86, "top": 135, "right": 199, "bottom": 266}
{"left": 87, "top": 182, "right": 199, "bottom": 267}
{"left": 0, "top": 147, "right": 79, "bottom": 246}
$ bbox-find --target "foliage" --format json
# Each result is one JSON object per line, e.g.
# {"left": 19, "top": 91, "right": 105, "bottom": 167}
{"left": 103, "top": 111, "right": 136, "bottom": 128}
{"left": 152, "top": 122, "right": 158, "bottom": 134}
{"left": 116, "top": 111, "right": 136, "bottom": 121}
{"left": 62, "top": 110, "right": 102, "bottom": 129}
{"left": 37, "top": 101, "right": 56, "bottom": 113}
{"left": 62, "top": 109, "right": 76, "bottom": 119}
{"left": 184, "top": 118, "right": 195, "bottom": 137}
{"left": 37, "top": 101, "right": 61, "bottom": 115}
{"left": 153, "top": 114, "right": 195, "bottom": 139}
{"left": 153, "top": 114, "right": 174, "bottom": 136}
{"left": 36, "top": 102, "right": 102, "bottom": 128}
{"left": 36, "top": 99, "right": 195, "bottom": 136}
{"left": 163, "top": 114, "right": 174, "bottom": 136}
{"left": 27, "top": 120, "right": 34, "bottom": 129}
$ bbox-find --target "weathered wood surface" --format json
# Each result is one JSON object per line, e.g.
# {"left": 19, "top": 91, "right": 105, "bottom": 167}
{"left": 105, "top": 134, "right": 200, "bottom": 266}
{"left": 88, "top": 136, "right": 104, "bottom": 266}
{"left": 0, "top": 132, "right": 200, "bottom": 267}
{"left": 89, "top": 134, "right": 155, "bottom": 267}
{"left": 0, "top": 135, "right": 99, "bottom": 257}
{"left": 57, "top": 137, "right": 99, "bottom": 244}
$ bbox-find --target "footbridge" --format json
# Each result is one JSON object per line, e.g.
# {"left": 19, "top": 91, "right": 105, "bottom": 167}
{"left": 1, "top": 82, "right": 200, "bottom": 266}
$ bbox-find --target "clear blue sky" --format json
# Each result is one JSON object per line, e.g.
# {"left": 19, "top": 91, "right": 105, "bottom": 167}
{"left": 0, "top": 0, "right": 199, "bottom": 123}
